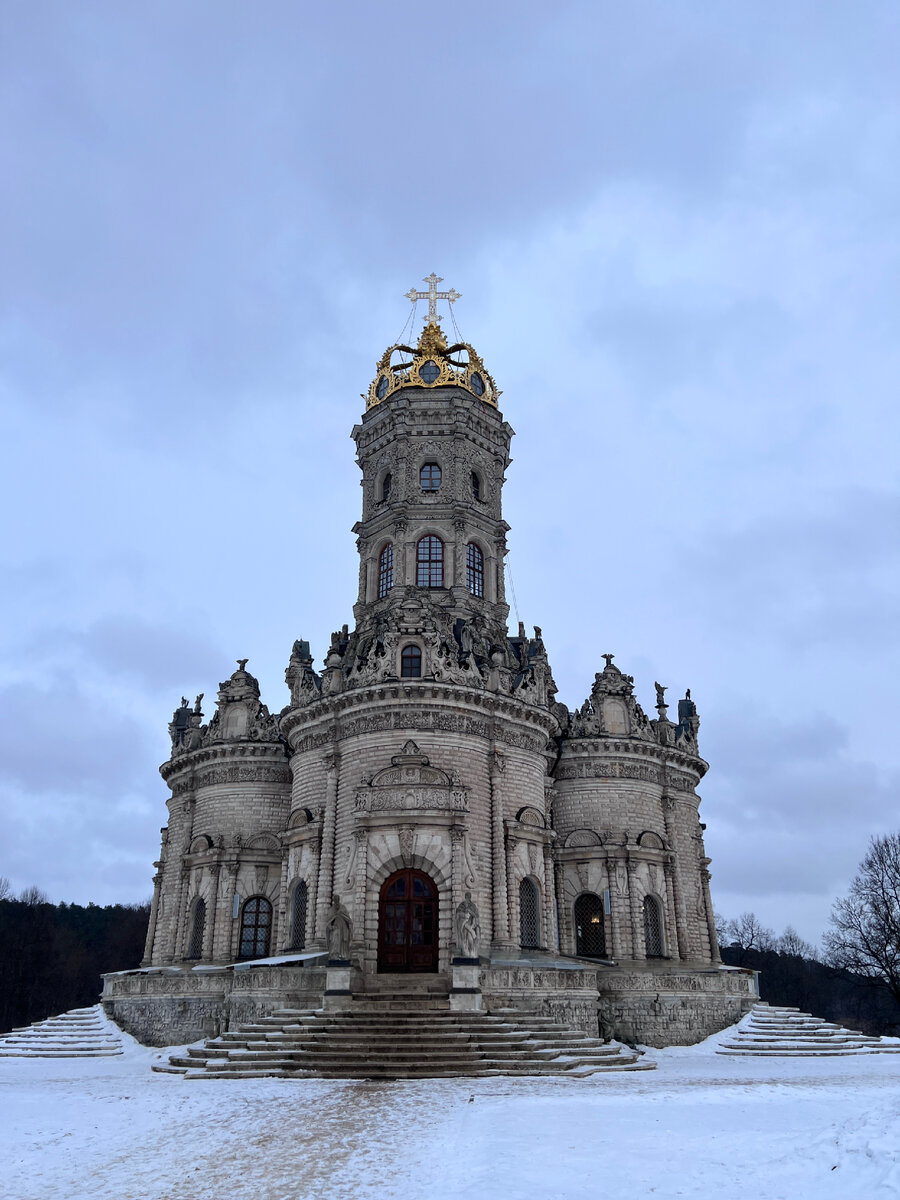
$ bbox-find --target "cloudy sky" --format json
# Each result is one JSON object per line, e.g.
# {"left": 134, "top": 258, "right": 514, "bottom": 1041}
{"left": 2, "top": 1, "right": 898, "bottom": 943}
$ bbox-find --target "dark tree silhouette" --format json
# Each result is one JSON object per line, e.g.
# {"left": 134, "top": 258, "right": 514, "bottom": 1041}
{"left": 824, "top": 833, "right": 900, "bottom": 1012}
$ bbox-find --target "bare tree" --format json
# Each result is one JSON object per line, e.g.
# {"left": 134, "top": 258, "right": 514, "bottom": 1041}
{"left": 721, "top": 911, "right": 775, "bottom": 965}
{"left": 777, "top": 925, "right": 818, "bottom": 961}
{"left": 0, "top": 876, "right": 11, "bottom": 901}
{"left": 824, "top": 833, "right": 900, "bottom": 1010}
{"left": 18, "top": 885, "right": 49, "bottom": 906}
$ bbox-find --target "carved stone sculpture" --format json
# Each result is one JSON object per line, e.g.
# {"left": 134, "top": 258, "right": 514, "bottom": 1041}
{"left": 454, "top": 891, "right": 481, "bottom": 959}
{"left": 325, "top": 894, "right": 352, "bottom": 961}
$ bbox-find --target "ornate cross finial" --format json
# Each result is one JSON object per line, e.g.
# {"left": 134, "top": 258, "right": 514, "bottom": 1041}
{"left": 404, "top": 273, "right": 461, "bottom": 326}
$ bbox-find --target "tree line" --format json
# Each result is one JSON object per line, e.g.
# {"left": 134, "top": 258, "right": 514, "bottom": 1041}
{"left": 0, "top": 879, "right": 150, "bottom": 1035}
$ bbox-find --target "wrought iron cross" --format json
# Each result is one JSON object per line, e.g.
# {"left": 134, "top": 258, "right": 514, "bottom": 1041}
{"left": 404, "top": 273, "right": 461, "bottom": 326}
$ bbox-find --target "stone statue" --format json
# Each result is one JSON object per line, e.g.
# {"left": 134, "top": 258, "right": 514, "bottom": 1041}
{"left": 654, "top": 681, "right": 667, "bottom": 707}
{"left": 325, "top": 894, "right": 352, "bottom": 961}
{"left": 454, "top": 891, "right": 481, "bottom": 959}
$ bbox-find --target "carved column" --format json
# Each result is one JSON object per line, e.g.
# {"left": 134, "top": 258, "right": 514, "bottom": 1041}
{"left": 218, "top": 863, "right": 240, "bottom": 961}
{"left": 700, "top": 861, "right": 721, "bottom": 962}
{"left": 505, "top": 833, "right": 519, "bottom": 946}
{"left": 661, "top": 795, "right": 689, "bottom": 959}
{"left": 141, "top": 870, "right": 163, "bottom": 965}
{"left": 662, "top": 860, "right": 681, "bottom": 960}
{"left": 626, "top": 855, "right": 644, "bottom": 960}
{"left": 350, "top": 828, "right": 369, "bottom": 955}
{"left": 453, "top": 517, "right": 467, "bottom": 588}
{"left": 449, "top": 825, "right": 465, "bottom": 921}
{"left": 608, "top": 854, "right": 631, "bottom": 958}
{"left": 172, "top": 867, "right": 191, "bottom": 963}
{"left": 489, "top": 748, "right": 512, "bottom": 947}
{"left": 314, "top": 752, "right": 339, "bottom": 944}
{"left": 307, "top": 815, "right": 323, "bottom": 945}
{"left": 204, "top": 864, "right": 220, "bottom": 961}
{"left": 553, "top": 859, "right": 569, "bottom": 953}
{"left": 276, "top": 848, "right": 291, "bottom": 954}
{"left": 542, "top": 843, "right": 558, "bottom": 951}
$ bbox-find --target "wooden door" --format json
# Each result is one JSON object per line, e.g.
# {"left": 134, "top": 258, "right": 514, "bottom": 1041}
{"left": 378, "top": 869, "right": 439, "bottom": 972}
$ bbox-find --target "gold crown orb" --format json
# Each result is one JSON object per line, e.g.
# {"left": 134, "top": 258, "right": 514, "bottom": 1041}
{"left": 368, "top": 273, "right": 498, "bottom": 409}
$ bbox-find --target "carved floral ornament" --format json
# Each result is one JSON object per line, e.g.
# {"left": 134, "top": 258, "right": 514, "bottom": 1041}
{"left": 353, "top": 741, "right": 468, "bottom": 815}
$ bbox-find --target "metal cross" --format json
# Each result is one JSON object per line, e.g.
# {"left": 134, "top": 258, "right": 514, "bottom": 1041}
{"left": 404, "top": 273, "right": 461, "bottom": 326}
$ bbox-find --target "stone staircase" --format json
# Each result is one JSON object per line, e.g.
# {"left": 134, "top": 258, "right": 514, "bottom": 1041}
{"left": 0, "top": 1005, "right": 124, "bottom": 1058}
{"left": 154, "top": 997, "right": 653, "bottom": 1079}
{"left": 717, "top": 1003, "right": 900, "bottom": 1057}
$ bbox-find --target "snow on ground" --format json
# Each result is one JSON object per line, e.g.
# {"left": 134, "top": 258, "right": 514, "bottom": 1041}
{"left": 2, "top": 1021, "right": 900, "bottom": 1200}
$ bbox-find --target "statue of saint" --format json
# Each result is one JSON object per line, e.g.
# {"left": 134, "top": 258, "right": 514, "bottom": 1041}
{"left": 325, "top": 894, "right": 352, "bottom": 961}
{"left": 454, "top": 892, "right": 481, "bottom": 959}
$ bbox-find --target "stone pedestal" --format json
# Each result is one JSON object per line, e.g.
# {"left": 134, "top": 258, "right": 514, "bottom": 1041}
{"left": 323, "top": 960, "right": 353, "bottom": 1011}
{"left": 449, "top": 957, "right": 483, "bottom": 1012}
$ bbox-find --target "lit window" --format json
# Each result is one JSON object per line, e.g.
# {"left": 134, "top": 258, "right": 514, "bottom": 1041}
{"left": 378, "top": 543, "right": 394, "bottom": 598}
{"left": 574, "top": 893, "right": 606, "bottom": 958}
{"left": 420, "top": 462, "right": 441, "bottom": 491}
{"left": 466, "top": 542, "right": 484, "bottom": 597}
{"left": 401, "top": 645, "right": 422, "bottom": 678}
{"left": 416, "top": 536, "right": 444, "bottom": 587}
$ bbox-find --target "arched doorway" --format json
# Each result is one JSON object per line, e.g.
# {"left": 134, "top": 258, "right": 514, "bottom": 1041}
{"left": 574, "top": 892, "right": 606, "bottom": 958}
{"left": 378, "top": 869, "right": 439, "bottom": 972}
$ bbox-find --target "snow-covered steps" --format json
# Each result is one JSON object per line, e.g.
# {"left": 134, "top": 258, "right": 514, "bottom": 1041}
{"left": 155, "top": 1003, "right": 653, "bottom": 1079}
{"left": 716, "top": 1003, "right": 900, "bottom": 1057}
{"left": 0, "top": 1005, "right": 124, "bottom": 1057}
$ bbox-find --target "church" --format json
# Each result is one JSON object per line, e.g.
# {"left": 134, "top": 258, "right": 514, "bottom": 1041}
{"left": 103, "top": 278, "right": 756, "bottom": 1050}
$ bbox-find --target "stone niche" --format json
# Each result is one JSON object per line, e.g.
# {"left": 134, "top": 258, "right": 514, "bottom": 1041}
{"left": 354, "top": 740, "right": 468, "bottom": 816}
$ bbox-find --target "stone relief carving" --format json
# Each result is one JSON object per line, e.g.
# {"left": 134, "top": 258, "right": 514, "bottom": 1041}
{"left": 454, "top": 892, "right": 481, "bottom": 958}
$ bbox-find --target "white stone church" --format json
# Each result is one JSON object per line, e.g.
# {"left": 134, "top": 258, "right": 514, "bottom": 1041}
{"left": 103, "top": 280, "right": 755, "bottom": 1053}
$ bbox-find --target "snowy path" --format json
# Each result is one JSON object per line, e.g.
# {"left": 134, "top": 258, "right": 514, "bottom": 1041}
{"left": 2, "top": 1031, "right": 900, "bottom": 1200}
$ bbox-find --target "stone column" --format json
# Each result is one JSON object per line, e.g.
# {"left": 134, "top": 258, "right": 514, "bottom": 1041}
{"left": 505, "top": 833, "right": 519, "bottom": 947}
{"left": 276, "top": 849, "right": 291, "bottom": 954}
{"left": 314, "top": 752, "right": 339, "bottom": 945}
{"left": 661, "top": 795, "right": 689, "bottom": 959}
{"left": 626, "top": 856, "right": 644, "bottom": 960}
{"left": 307, "top": 817, "right": 323, "bottom": 945}
{"left": 172, "top": 867, "right": 191, "bottom": 963}
{"left": 662, "top": 860, "right": 681, "bottom": 960}
{"left": 542, "top": 842, "right": 558, "bottom": 951}
{"left": 218, "top": 863, "right": 240, "bottom": 962}
{"left": 700, "top": 861, "right": 721, "bottom": 963}
{"left": 351, "top": 828, "right": 369, "bottom": 957}
{"left": 554, "top": 860, "right": 569, "bottom": 953}
{"left": 449, "top": 825, "right": 466, "bottom": 924}
{"left": 141, "top": 870, "right": 163, "bottom": 965}
{"left": 608, "top": 855, "right": 631, "bottom": 958}
{"left": 489, "top": 748, "right": 512, "bottom": 947}
{"left": 663, "top": 857, "right": 687, "bottom": 960}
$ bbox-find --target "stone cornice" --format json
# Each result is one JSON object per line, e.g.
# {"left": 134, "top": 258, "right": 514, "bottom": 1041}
{"left": 557, "top": 734, "right": 708, "bottom": 780}
{"left": 160, "top": 740, "right": 289, "bottom": 785}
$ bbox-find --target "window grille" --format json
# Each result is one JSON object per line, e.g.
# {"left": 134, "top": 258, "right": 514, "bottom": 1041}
{"left": 400, "top": 644, "right": 422, "bottom": 678}
{"left": 466, "top": 542, "right": 484, "bottom": 597}
{"left": 381, "top": 472, "right": 392, "bottom": 502}
{"left": 378, "top": 543, "right": 393, "bottom": 598}
{"left": 420, "top": 462, "right": 441, "bottom": 491}
{"left": 239, "top": 896, "right": 272, "bottom": 959}
{"left": 416, "top": 536, "right": 444, "bottom": 587}
{"left": 574, "top": 893, "right": 606, "bottom": 958}
{"left": 643, "top": 896, "right": 664, "bottom": 958}
{"left": 471, "top": 471, "right": 481, "bottom": 500}
{"left": 186, "top": 898, "right": 205, "bottom": 960}
{"left": 519, "top": 878, "right": 540, "bottom": 949}
{"left": 290, "top": 881, "right": 308, "bottom": 950}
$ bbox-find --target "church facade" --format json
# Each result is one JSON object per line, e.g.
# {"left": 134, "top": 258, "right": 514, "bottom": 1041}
{"left": 103, "top": 286, "right": 755, "bottom": 1047}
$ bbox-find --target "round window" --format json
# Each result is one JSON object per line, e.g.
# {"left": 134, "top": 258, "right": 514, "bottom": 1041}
{"left": 419, "top": 360, "right": 440, "bottom": 384}
{"left": 470, "top": 372, "right": 485, "bottom": 396}
{"left": 376, "top": 375, "right": 389, "bottom": 399}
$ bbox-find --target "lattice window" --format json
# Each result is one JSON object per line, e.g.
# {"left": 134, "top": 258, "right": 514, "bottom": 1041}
{"left": 574, "top": 892, "right": 606, "bottom": 958}
{"left": 466, "top": 542, "right": 484, "bottom": 597}
{"left": 519, "top": 878, "right": 540, "bottom": 949}
{"left": 291, "top": 881, "right": 308, "bottom": 950}
{"left": 381, "top": 472, "right": 392, "bottom": 502}
{"left": 186, "top": 898, "right": 205, "bottom": 960}
{"left": 378, "top": 543, "right": 394, "bottom": 598}
{"left": 416, "top": 536, "right": 444, "bottom": 587}
{"left": 239, "top": 896, "right": 272, "bottom": 959}
{"left": 419, "top": 462, "right": 441, "bottom": 491}
{"left": 643, "top": 895, "right": 664, "bottom": 958}
{"left": 400, "top": 644, "right": 422, "bottom": 678}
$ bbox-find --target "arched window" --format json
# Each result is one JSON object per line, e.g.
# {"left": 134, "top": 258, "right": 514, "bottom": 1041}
{"left": 378, "top": 543, "right": 393, "bottom": 598}
{"left": 471, "top": 471, "right": 481, "bottom": 501}
{"left": 381, "top": 472, "right": 392, "bottom": 502}
{"left": 290, "top": 881, "right": 308, "bottom": 950}
{"left": 420, "top": 462, "right": 441, "bottom": 491}
{"left": 416, "top": 536, "right": 444, "bottom": 587}
{"left": 401, "top": 644, "right": 422, "bottom": 678}
{"left": 519, "top": 878, "right": 540, "bottom": 949}
{"left": 574, "top": 893, "right": 606, "bottom": 958}
{"left": 643, "top": 895, "right": 664, "bottom": 958}
{"left": 239, "top": 896, "right": 272, "bottom": 960}
{"left": 466, "top": 542, "right": 484, "bottom": 597}
{"left": 186, "top": 897, "right": 206, "bottom": 960}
